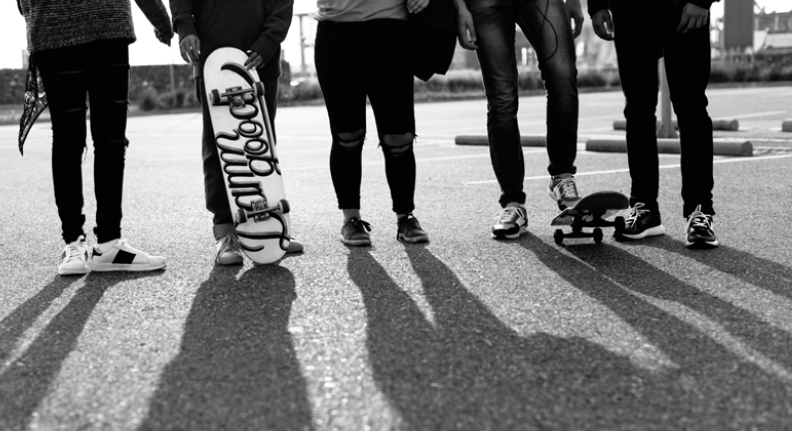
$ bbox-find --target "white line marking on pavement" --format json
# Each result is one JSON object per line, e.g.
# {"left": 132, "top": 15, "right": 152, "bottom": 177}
{"left": 714, "top": 110, "right": 787, "bottom": 120}
{"left": 464, "top": 153, "right": 792, "bottom": 185}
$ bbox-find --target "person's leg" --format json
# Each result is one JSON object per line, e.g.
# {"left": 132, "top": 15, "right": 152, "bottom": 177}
{"left": 197, "top": 76, "right": 236, "bottom": 242}
{"left": 35, "top": 45, "right": 91, "bottom": 274}
{"left": 660, "top": 2, "right": 715, "bottom": 218}
{"left": 468, "top": 0, "right": 526, "bottom": 208}
{"left": 660, "top": 1, "right": 717, "bottom": 247}
{"left": 365, "top": 19, "right": 427, "bottom": 243}
{"left": 611, "top": 0, "right": 666, "bottom": 239}
{"left": 35, "top": 46, "right": 90, "bottom": 245}
{"left": 87, "top": 40, "right": 166, "bottom": 272}
{"left": 315, "top": 21, "right": 371, "bottom": 245}
{"left": 515, "top": 0, "right": 578, "bottom": 177}
{"left": 88, "top": 40, "right": 131, "bottom": 244}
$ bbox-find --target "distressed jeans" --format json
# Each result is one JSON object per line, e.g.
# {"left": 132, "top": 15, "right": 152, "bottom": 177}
{"left": 467, "top": 0, "right": 579, "bottom": 207}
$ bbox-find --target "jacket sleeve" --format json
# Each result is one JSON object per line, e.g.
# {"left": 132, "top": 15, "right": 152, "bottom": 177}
{"left": 249, "top": 0, "right": 294, "bottom": 64}
{"left": 587, "top": 0, "right": 608, "bottom": 18}
{"left": 135, "top": 0, "right": 174, "bottom": 37}
{"left": 169, "top": 0, "right": 198, "bottom": 41}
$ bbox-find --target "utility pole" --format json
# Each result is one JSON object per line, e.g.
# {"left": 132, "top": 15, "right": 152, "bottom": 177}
{"left": 294, "top": 13, "right": 313, "bottom": 77}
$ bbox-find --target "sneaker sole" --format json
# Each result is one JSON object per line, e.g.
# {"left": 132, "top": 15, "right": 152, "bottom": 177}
{"left": 685, "top": 238, "right": 719, "bottom": 248}
{"left": 621, "top": 225, "right": 666, "bottom": 240}
{"left": 91, "top": 262, "right": 167, "bottom": 272}
{"left": 58, "top": 266, "right": 89, "bottom": 275}
{"left": 398, "top": 233, "right": 429, "bottom": 243}
{"left": 491, "top": 226, "right": 528, "bottom": 240}
{"left": 340, "top": 235, "right": 372, "bottom": 246}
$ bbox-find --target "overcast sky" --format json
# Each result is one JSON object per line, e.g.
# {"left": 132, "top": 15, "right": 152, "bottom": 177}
{"left": 1, "top": 0, "right": 789, "bottom": 70}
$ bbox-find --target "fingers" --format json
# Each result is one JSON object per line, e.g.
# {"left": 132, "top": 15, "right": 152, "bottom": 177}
{"left": 593, "top": 13, "right": 614, "bottom": 41}
{"left": 179, "top": 37, "right": 201, "bottom": 65}
{"left": 572, "top": 14, "right": 584, "bottom": 38}
{"left": 245, "top": 51, "right": 264, "bottom": 69}
{"left": 408, "top": 0, "right": 429, "bottom": 14}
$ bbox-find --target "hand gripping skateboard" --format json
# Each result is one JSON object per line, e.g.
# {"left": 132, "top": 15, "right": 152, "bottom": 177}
{"left": 203, "top": 47, "right": 291, "bottom": 263}
{"left": 550, "top": 191, "right": 629, "bottom": 245}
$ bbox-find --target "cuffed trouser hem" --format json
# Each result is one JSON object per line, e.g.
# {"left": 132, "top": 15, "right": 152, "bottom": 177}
{"left": 213, "top": 223, "right": 236, "bottom": 241}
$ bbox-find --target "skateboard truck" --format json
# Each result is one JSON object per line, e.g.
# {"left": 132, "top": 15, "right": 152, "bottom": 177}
{"left": 553, "top": 213, "right": 625, "bottom": 245}
{"left": 209, "top": 81, "right": 266, "bottom": 107}
{"left": 237, "top": 198, "right": 290, "bottom": 224}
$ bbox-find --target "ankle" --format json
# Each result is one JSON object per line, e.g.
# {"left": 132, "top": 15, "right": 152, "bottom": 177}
{"left": 342, "top": 210, "right": 361, "bottom": 223}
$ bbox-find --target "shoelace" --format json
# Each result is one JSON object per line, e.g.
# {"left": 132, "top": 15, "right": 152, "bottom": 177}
{"left": 399, "top": 215, "right": 420, "bottom": 231}
{"left": 625, "top": 203, "right": 649, "bottom": 227}
{"left": 557, "top": 178, "right": 580, "bottom": 200}
{"left": 688, "top": 209, "right": 711, "bottom": 229}
{"left": 347, "top": 218, "right": 372, "bottom": 233}
{"left": 494, "top": 207, "right": 524, "bottom": 223}
{"left": 64, "top": 243, "right": 86, "bottom": 260}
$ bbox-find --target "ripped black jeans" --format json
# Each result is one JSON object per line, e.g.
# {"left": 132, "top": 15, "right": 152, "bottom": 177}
{"left": 315, "top": 19, "right": 417, "bottom": 214}
{"left": 36, "top": 39, "right": 131, "bottom": 244}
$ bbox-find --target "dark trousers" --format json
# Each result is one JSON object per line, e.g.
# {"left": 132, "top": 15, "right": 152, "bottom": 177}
{"left": 612, "top": 0, "right": 715, "bottom": 217}
{"left": 197, "top": 75, "right": 279, "bottom": 240}
{"left": 35, "top": 39, "right": 131, "bottom": 244}
{"left": 314, "top": 19, "right": 417, "bottom": 214}
{"left": 467, "top": 0, "right": 579, "bottom": 207}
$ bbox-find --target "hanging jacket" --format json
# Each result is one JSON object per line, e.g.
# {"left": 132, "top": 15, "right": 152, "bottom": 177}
{"left": 410, "top": 0, "right": 458, "bottom": 82}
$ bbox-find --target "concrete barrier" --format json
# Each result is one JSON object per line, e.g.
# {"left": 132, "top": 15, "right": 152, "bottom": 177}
{"left": 782, "top": 120, "right": 792, "bottom": 132}
{"left": 612, "top": 119, "right": 739, "bottom": 131}
{"left": 455, "top": 135, "right": 547, "bottom": 147}
{"left": 586, "top": 138, "right": 753, "bottom": 157}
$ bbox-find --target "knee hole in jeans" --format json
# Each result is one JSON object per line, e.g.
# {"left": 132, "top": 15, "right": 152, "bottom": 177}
{"left": 333, "top": 130, "right": 366, "bottom": 151}
{"left": 381, "top": 133, "right": 414, "bottom": 157}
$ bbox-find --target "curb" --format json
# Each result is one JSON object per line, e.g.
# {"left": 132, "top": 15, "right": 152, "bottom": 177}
{"left": 455, "top": 135, "right": 546, "bottom": 147}
{"left": 612, "top": 119, "right": 740, "bottom": 131}
{"left": 586, "top": 138, "right": 753, "bottom": 157}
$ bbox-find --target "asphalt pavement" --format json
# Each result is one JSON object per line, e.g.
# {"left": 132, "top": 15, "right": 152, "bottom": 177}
{"left": 1, "top": 86, "right": 791, "bottom": 430}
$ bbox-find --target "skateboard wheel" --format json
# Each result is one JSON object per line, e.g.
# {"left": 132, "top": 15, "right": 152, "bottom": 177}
{"left": 553, "top": 229, "right": 564, "bottom": 245}
{"left": 210, "top": 89, "right": 221, "bottom": 105}
{"left": 593, "top": 228, "right": 603, "bottom": 244}
{"left": 236, "top": 208, "right": 248, "bottom": 224}
{"left": 614, "top": 216, "right": 625, "bottom": 237}
{"left": 253, "top": 81, "right": 265, "bottom": 97}
{"left": 279, "top": 199, "right": 290, "bottom": 214}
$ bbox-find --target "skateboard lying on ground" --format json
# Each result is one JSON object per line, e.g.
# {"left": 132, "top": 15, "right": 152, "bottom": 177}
{"left": 551, "top": 191, "right": 629, "bottom": 245}
{"left": 203, "top": 47, "right": 291, "bottom": 263}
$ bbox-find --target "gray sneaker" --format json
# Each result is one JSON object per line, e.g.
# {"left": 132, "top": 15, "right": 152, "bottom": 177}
{"left": 341, "top": 217, "right": 372, "bottom": 246}
{"left": 216, "top": 235, "right": 244, "bottom": 265}
{"left": 549, "top": 175, "right": 581, "bottom": 210}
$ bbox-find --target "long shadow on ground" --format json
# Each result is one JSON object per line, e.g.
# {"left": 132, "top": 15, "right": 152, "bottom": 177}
{"left": 518, "top": 234, "right": 792, "bottom": 429}
{"left": 138, "top": 265, "right": 313, "bottom": 431}
{"left": 640, "top": 236, "right": 792, "bottom": 301}
{"left": 347, "top": 242, "right": 792, "bottom": 431}
{"left": 0, "top": 272, "right": 160, "bottom": 431}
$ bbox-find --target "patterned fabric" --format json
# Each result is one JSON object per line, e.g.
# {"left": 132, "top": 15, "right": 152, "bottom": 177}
{"left": 18, "top": 0, "right": 171, "bottom": 54}
{"left": 18, "top": 60, "right": 47, "bottom": 155}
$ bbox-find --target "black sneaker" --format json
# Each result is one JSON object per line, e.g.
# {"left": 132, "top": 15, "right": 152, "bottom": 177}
{"left": 341, "top": 217, "right": 372, "bottom": 246}
{"left": 491, "top": 206, "right": 528, "bottom": 239}
{"left": 397, "top": 214, "right": 429, "bottom": 243}
{"left": 621, "top": 202, "right": 666, "bottom": 240}
{"left": 685, "top": 205, "right": 718, "bottom": 248}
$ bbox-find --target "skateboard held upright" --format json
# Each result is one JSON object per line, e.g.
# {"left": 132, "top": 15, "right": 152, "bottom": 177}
{"left": 551, "top": 191, "right": 628, "bottom": 245}
{"left": 203, "top": 47, "right": 291, "bottom": 263}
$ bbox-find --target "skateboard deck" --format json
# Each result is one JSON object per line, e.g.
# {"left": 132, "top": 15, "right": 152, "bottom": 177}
{"left": 551, "top": 191, "right": 629, "bottom": 244}
{"left": 203, "top": 47, "right": 291, "bottom": 263}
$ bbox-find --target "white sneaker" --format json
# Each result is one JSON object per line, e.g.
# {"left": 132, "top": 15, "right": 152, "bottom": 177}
{"left": 58, "top": 235, "right": 89, "bottom": 275}
{"left": 90, "top": 238, "right": 166, "bottom": 272}
{"left": 216, "top": 235, "right": 244, "bottom": 265}
{"left": 549, "top": 175, "right": 582, "bottom": 210}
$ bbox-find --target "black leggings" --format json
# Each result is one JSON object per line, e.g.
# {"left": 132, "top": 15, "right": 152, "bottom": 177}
{"left": 314, "top": 19, "right": 417, "bottom": 214}
{"left": 36, "top": 39, "right": 131, "bottom": 244}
